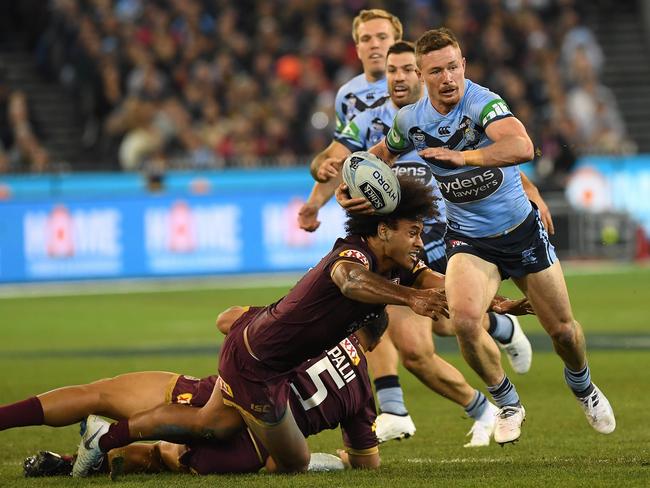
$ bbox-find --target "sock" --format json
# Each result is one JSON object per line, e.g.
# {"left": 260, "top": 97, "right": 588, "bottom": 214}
{"left": 0, "top": 397, "right": 44, "bottom": 430}
{"left": 487, "top": 312, "right": 514, "bottom": 344}
{"left": 564, "top": 364, "right": 594, "bottom": 397}
{"left": 487, "top": 375, "right": 520, "bottom": 408}
{"left": 464, "top": 390, "right": 488, "bottom": 420}
{"left": 374, "top": 375, "right": 408, "bottom": 416}
{"left": 98, "top": 420, "right": 130, "bottom": 453}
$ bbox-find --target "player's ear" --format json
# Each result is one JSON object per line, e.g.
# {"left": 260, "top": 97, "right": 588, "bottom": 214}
{"left": 378, "top": 224, "right": 388, "bottom": 241}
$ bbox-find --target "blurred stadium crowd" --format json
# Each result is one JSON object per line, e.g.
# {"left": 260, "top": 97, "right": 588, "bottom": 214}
{"left": 0, "top": 0, "right": 637, "bottom": 187}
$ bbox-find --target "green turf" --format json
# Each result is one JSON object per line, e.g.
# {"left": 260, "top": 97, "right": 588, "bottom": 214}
{"left": 0, "top": 266, "right": 649, "bottom": 486}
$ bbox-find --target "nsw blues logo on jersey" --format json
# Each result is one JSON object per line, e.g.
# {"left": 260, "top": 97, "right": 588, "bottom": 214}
{"left": 408, "top": 117, "right": 485, "bottom": 163}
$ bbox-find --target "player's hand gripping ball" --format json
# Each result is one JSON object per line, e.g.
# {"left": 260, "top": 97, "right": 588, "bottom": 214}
{"left": 342, "top": 151, "right": 401, "bottom": 214}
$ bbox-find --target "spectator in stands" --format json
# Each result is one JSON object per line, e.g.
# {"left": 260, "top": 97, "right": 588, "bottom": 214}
{"left": 566, "top": 50, "right": 634, "bottom": 155}
{"left": 0, "top": 74, "right": 49, "bottom": 173}
{"left": 25, "top": 0, "right": 634, "bottom": 180}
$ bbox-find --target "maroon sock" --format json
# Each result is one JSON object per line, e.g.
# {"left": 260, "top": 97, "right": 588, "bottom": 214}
{"left": 0, "top": 397, "right": 44, "bottom": 430}
{"left": 98, "top": 420, "right": 130, "bottom": 452}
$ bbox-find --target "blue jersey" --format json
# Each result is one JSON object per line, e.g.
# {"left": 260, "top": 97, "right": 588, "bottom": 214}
{"left": 385, "top": 79, "right": 532, "bottom": 238}
{"left": 337, "top": 101, "right": 446, "bottom": 227}
{"left": 334, "top": 74, "right": 390, "bottom": 139}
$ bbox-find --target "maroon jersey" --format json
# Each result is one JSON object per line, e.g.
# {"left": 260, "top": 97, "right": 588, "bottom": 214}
{"left": 246, "top": 235, "right": 426, "bottom": 371}
{"left": 173, "top": 333, "right": 377, "bottom": 471}
{"left": 288, "top": 334, "right": 377, "bottom": 453}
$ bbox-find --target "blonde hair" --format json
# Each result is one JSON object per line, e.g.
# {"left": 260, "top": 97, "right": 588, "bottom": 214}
{"left": 352, "top": 9, "right": 403, "bottom": 44}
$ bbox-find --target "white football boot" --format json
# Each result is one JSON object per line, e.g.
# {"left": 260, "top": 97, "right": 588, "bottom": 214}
{"left": 493, "top": 405, "right": 526, "bottom": 445}
{"left": 498, "top": 314, "right": 532, "bottom": 374}
{"left": 308, "top": 453, "right": 345, "bottom": 472}
{"left": 577, "top": 384, "right": 616, "bottom": 434}
{"left": 375, "top": 412, "right": 416, "bottom": 443}
{"left": 72, "top": 415, "right": 110, "bottom": 477}
{"left": 464, "top": 402, "right": 499, "bottom": 447}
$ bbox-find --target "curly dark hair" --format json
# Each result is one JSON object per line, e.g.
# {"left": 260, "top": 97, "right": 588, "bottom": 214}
{"left": 360, "top": 308, "right": 389, "bottom": 344}
{"left": 344, "top": 175, "right": 439, "bottom": 237}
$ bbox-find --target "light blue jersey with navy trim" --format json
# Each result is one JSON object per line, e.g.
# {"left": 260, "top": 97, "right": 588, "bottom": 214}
{"left": 334, "top": 74, "right": 390, "bottom": 139}
{"left": 338, "top": 102, "right": 447, "bottom": 266}
{"left": 385, "top": 79, "right": 532, "bottom": 238}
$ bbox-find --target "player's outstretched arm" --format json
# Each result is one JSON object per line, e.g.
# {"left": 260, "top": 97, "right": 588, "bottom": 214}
{"left": 520, "top": 171, "right": 555, "bottom": 235}
{"left": 419, "top": 117, "right": 534, "bottom": 169}
{"left": 298, "top": 179, "right": 340, "bottom": 232}
{"left": 330, "top": 261, "right": 447, "bottom": 317}
{"left": 413, "top": 268, "right": 445, "bottom": 290}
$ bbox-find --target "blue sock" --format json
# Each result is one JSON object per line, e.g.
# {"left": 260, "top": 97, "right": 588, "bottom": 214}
{"left": 487, "top": 312, "right": 514, "bottom": 344}
{"left": 564, "top": 364, "right": 594, "bottom": 397}
{"left": 487, "top": 375, "right": 520, "bottom": 408}
{"left": 464, "top": 390, "right": 488, "bottom": 420}
{"left": 374, "top": 375, "right": 408, "bottom": 415}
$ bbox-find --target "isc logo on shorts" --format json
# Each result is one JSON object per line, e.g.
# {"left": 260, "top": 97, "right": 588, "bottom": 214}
{"left": 250, "top": 403, "right": 271, "bottom": 414}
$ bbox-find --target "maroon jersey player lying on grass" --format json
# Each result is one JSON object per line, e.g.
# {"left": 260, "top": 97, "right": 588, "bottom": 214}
{"left": 17, "top": 311, "right": 390, "bottom": 478}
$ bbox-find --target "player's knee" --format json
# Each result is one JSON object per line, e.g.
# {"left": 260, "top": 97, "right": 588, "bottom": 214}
{"left": 401, "top": 346, "right": 434, "bottom": 373}
{"left": 548, "top": 319, "right": 578, "bottom": 348}
{"left": 192, "top": 410, "right": 221, "bottom": 436}
{"left": 450, "top": 310, "right": 484, "bottom": 339}
{"left": 193, "top": 407, "right": 243, "bottom": 440}
{"left": 276, "top": 453, "right": 310, "bottom": 473}
{"left": 215, "top": 306, "right": 245, "bottom": 335}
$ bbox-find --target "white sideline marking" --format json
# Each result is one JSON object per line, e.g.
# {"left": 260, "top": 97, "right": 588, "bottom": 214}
{"left": 406, "top": 457, "right": 511, "bottom": 464}
{"left": 406, "top": 456, "right": 642, "bottom": 464}
{"left": 0, "top": 273, "right": 302, "bottom": 299}
{"left": 0, "top": 263, "right": 647, "bottom": 299}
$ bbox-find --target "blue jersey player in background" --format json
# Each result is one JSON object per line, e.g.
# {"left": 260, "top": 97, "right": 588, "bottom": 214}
{"left": 308, "top": 9, "right": 399, "bottom": 184}
{"left": 339, "top": 28, "right": 616, "bottom": 446}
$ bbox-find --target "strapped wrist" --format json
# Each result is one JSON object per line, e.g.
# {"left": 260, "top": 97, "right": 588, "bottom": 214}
{"left": 462, "top": 150, "right": 484, "bottom": 167}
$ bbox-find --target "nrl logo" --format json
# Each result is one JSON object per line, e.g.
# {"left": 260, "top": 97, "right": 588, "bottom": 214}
{"left": 349, "top": 156, "right": 363, "bottom": 170}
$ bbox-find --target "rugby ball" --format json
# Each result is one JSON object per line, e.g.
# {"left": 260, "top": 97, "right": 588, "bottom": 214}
{"left": 342, "top": 151, "right": 401, "bottom": 214}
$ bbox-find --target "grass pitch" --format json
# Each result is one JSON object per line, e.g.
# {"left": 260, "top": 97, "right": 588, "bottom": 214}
{"left": 0, "top": 266, "right": 648, "bottom": 487}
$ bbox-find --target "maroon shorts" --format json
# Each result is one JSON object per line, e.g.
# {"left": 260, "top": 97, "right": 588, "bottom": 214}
{"left": 217, "top": 307, "right": 293, "bottom": 425}
{"left": 169, "top": 374, "right": 268, "bottom": 474}
{"left": 169, "top": 375, "right": 216, "bottom": 407}
{"left": 179, "top": 429, "right": 268, "bottom": 475}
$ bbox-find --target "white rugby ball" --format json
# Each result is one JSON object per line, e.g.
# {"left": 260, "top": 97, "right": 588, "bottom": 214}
{"left": 342, "top": 151, "right": 401, "bottom": 214}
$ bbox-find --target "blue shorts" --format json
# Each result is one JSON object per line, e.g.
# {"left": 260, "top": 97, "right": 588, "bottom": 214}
{"left": 445, "top": 206, "right": 556, "bottom": 280}
{"left": 421, "top": 222, "right": 447, "bottom": 274}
